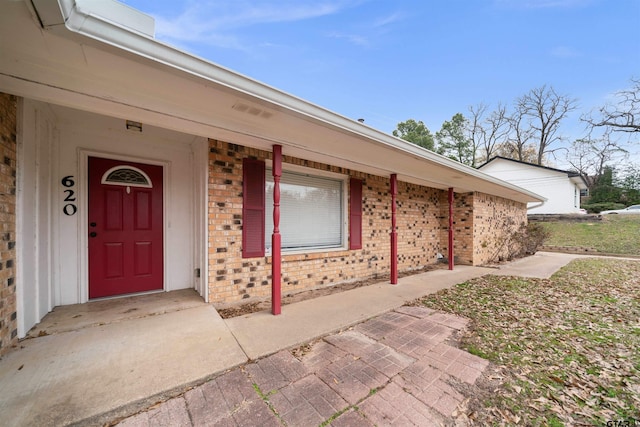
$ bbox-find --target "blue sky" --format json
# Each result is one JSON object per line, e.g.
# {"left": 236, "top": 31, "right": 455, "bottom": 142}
{"left": 122, "top": 0, "right": 639, "bottom": 157}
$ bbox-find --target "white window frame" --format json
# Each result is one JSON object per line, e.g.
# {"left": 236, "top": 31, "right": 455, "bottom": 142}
{"left": 101, "top": 165, "right": 153, "bottom": 188}
{"left": 265, "top": 162, "right": 348, "bottom": 255}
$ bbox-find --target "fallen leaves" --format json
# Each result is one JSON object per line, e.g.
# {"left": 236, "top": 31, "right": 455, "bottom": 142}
{"left": 418, "top": 258, "right": 640, "bottom": 426}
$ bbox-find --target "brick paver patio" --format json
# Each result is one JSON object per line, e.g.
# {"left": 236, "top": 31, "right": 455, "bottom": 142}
{"left": 117, "top": 307, "right": 489, "bottom": 427}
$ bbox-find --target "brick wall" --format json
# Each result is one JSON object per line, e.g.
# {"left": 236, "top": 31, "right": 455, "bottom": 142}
{"left": 395, "top": 181, "right": 443, "bottom": 270}
{"left": 208, "top": 140, "right": 447, "bottom": 304}
{"left": 0, "top": 93, "right": 17, "bottom": 355}
{"left": 472, "top": 192, "right": 527, "bottom": 265}
{"left": 454, "top": 193, "right": 475, "bottom": 263}
{"left": 436, "top": 192, "right": 475, "bottom": 265}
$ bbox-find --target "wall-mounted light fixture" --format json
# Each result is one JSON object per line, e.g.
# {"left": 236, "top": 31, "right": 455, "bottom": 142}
{"left": 125, "top": 120, "right": 142, "bottom": 132}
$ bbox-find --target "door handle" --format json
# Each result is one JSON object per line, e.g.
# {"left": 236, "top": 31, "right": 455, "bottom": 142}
{"left": 90, "top": 232, "right": 97, "bottom": 238}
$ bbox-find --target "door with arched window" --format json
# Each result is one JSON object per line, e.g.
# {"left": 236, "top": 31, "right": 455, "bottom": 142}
{"left": 88, "top": 157, "right": 164, "bottom": 298}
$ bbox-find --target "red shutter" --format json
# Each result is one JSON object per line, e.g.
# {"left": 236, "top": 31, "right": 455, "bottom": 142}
{"left": 349, "top": 178, "right": 363, "bottom": 250}
{"left": 242, "top": 159, "right": 265, "bottom": 258}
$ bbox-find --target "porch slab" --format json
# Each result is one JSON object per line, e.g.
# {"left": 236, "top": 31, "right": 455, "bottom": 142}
{"left": 26, "top": 289, "right": 206, "bottom": 337}
{"left": 0, "top": 302, "right": 247, "bottom": 426}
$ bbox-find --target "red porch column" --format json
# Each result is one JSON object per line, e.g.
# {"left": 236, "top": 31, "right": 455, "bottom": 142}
{"left": 448, "top": 187, "right": 454, "bottom": 271}
{"left": 271, "top": 145, "right": 282, "bottom": 315}
{"left": 390, "top": 174, "right": 398, "bottom": 284}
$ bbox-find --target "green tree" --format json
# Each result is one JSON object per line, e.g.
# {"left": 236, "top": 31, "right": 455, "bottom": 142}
{"left": 436, "top": 113, "right": 474, "bottom": 166}
{"left": 616, "top": 163, "right": 640, "bottom": 204}
{"left": 589, "top": 166, "right": 622, "bottom": 203}
{"left": 393, "top": 119, "right": 435, "bottom": 150}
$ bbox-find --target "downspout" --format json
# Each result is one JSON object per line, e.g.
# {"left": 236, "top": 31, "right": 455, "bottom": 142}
{"left": 527, "top": 201, "right": 546, "bottom": 211}
{"left": 448, "top": 187, "right": 454, "bottom": 270}
{"left": 271, "top": 145, "right": 282, "bottom": 315}
{"left": 390, "top": 174, "right": 398, "bottom": 284}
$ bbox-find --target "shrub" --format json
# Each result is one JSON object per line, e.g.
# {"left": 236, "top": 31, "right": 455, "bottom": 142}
{"left": 521, "top": 222, "right": 550, "bottom": 255}
{"left": 581, "top": 202, "right": 626, "bottom": 213}
{"left": 489, "top": 220, "right": 550, "bottom": 263}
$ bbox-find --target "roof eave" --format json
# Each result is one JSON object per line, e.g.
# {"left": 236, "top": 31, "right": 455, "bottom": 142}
{"left": 30, "top": 0, "right": 544, "bottom": 204}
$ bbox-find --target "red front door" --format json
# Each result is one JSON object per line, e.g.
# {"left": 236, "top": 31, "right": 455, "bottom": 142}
{"left": 88, "top": 157, "right": 164, "bottom": 299}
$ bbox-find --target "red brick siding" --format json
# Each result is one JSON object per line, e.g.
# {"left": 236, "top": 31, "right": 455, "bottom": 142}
{"left": 472, "top": 192, "right": 527, "bottom": 265}
{"left": 436, "top": 192, "right": 474, "bottom": 265}
{"left": 0, "top": 93, "right": 17, "bottom": 355}
{"left": 395, "top": 182, "right": 443, "bottom": 270}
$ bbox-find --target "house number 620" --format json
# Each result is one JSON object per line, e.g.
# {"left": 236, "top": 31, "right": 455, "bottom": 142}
{"left": 61, "top": 175, "right": 77, "bottom": 216}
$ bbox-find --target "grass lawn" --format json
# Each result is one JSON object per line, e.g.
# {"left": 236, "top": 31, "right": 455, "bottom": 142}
{"left": 418, "top": 258, "right": 640, "bottom": 426}
{"left": 540, "top": 215, "right": 640, "bottom": 256}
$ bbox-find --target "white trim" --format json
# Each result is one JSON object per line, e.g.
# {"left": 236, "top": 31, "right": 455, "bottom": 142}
{"left": 88, "top": 289, "right": 163, "bottom": 302}
{"left": 192, "top": 139, "right": 209, "bottom": 301}
{"left": 15, "top": 97, "right": 25, "bottom": 337}
{"left": 265, "top": 159, "right": 348, "bottom": 181}
{"left": 79, "top": 150, "right": 170, "bottom": 302}
{"left": 265, "top": 161, "right": 349, "bottom": 255}
{"left": 15, "top": 99, "right": 58, "bottom": 337}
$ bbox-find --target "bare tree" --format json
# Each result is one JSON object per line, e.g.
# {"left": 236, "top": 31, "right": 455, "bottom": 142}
{"left": 506, "top": 106, "right": 535, "bottom": 162}
{"left": 585, "top": 78, "right": 640, "bottom": 134}
{"left": 565, "top": 131, "right": 628, "bottom": 191}
{"left": 481, "top": 104, "right": 511, "bottom": 162}
{"left": 515, "top": 85, "right": 578, "bottom": 165}
{"left": 466, "top": 103, "right": 486, "bottom": 167}
{"left": 468, "top": 103, "right": 512, "bottom": 165}
{"left": 493, "top": 141, "right": 539, "bottom": 163}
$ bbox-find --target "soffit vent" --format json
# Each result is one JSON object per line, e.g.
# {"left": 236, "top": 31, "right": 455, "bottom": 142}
{"left": 232, "top": 102, "right": 274, "bottom": 119}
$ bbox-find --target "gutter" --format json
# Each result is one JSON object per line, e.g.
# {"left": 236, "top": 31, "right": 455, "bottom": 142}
{"left": 30, "top": 0, "right": 544, "bottom": 203}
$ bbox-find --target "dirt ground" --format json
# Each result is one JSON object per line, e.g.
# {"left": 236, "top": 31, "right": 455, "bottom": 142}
{"left": 216, "top": 264, "right": 447, "bottom": 319}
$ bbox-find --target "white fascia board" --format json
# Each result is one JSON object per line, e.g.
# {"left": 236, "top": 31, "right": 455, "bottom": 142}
{"left": 73, "top": 0, "right": 155, "bottom": 37}
{"left": 569, "top": 175, "right": 588, "bottom": 190}
{"left": 34, "top": 0, "right": 154, "bottom": 36}
{"left": 41, "top": 0, "right": 543, "bottom": 204}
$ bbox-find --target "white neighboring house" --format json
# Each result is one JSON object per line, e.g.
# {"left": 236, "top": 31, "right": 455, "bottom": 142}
{"left": 478, "top": 157, "right": 588, "bottom": 214}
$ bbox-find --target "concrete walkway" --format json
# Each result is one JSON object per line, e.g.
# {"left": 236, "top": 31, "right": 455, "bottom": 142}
{"left": 0, "top": 252, "right": 584, "bottom": 426}
{"left": 226, "top": 265, "right": 494, "bottom": 360}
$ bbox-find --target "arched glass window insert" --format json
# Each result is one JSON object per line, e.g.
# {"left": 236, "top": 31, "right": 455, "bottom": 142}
{"left": 101, "top": 166, "right": 153, "bottom": 188}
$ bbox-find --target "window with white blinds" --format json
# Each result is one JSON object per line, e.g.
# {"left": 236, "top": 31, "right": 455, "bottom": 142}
{"left": 266, "top": 169, "right": 344, "bottom": 251}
